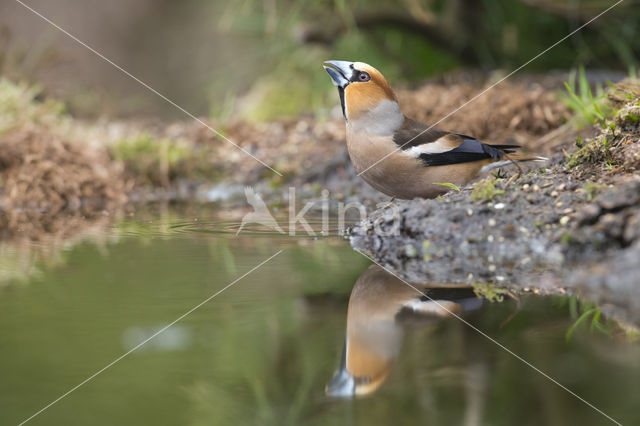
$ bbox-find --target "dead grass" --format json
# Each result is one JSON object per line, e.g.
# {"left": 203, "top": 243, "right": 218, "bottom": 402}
{"left": 0, "top": 79, "right": 128, "bottom": 240}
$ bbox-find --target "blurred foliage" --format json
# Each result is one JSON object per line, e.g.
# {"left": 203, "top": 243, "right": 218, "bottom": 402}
{"left": 563, "top": 295, "right": 623, "bottom": 341}
{"left": 0, "top": 78, "right": 66, "bottom": 135}
{"left": 209, "top": 0, "right": 640, "bottom": 121}
{"left": 1, "top": 0, "right": 638, "bottom": 121}
{"left": 559, "top": 66, "right": 613, "bottom": 129}
{"left": 112, "top": 132, "right": 222, "bottom": 187}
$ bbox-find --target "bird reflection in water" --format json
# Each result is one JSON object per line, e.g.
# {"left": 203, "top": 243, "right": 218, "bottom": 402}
{"left": 326, "top": 264, "right": 484, "bottom": 398}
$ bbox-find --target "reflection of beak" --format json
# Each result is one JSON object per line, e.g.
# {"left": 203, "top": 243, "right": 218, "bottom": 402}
{"left": 326, "top": 343, "right": 355, "bottom": 397}
{"left": 323, "top": 60, "right": 353, "bottom": 88}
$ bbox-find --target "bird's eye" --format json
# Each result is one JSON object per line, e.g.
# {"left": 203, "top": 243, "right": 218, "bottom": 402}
{"left": 358, "top": 72, "right": 370, "bottom": 82}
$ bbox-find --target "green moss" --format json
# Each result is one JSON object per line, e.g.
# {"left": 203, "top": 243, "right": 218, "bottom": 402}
{"left": 422, "top": 240, "right": 432, "bottom": 261}
{"left": 471, "top": 177, "right": 505, "bottom": 201}
{"left": 111, "top": 132, "right": 220, "bottom": 186}
{"left": 0, "top": 78, "right": 66, "bottom": 135}
{"left": 560, "top": 232, "right": 573, "bottom": 244}
{"left": 113, "top": 132, "right": 183, "bottom": 163}
{"left": 582, "top": 182, "right": 605, "bottom": 201}
{"left": 472, "top": 282, "right": 508, "bottom": 303}
{"left": 566, "top": 135, "right": 613, "bottom": 169}
{"left": 625, "top": 113, "right": 639, "bottom": 124}
{"left": 268, "top": 172, "right": 292, "bottom": 189}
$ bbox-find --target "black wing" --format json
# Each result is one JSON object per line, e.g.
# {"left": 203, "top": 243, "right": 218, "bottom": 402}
{"left": 393, "top": 117, "right": 519, "bottom": 166}
{"left": 419, "top": 138, "right": 519, "bottom": 166}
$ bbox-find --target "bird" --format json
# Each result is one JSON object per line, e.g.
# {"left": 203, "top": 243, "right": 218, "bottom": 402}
{"left": 325, "top": 265, "right": 483, "bottom": 397}
{"left": 236, "top": 187, "right": 284, "bottom": 235}
{"left": 323, "top": 60, "right": 546, "bottom": 199}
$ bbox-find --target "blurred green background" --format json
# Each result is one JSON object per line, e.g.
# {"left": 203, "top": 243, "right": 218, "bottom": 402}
{"left": 1, "top": 0, "right": 638, "bottom": 121}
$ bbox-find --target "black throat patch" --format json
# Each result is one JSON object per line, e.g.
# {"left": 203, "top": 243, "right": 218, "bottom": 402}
{"left": 338, "top": 87, "right": 347, "bottom": 121}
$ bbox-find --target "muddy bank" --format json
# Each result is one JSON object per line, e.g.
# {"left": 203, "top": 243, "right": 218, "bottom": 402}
{"left": 0, "top": 73, "right": 573, "bottom": 239}
{"left": 350, "top": 79, "right": 640, "bottom": 326}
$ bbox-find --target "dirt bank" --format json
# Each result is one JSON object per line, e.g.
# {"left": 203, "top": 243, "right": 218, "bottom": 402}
{"left": 350, "top": 79, "right": 640, "bottom": 326}
{"left": 0, "top": 73, "right": 572, "bottom": 239}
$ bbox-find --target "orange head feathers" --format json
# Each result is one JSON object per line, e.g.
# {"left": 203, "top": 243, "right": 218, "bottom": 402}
{"left": 323, "top": 60, "right": 398, "bottom": 123}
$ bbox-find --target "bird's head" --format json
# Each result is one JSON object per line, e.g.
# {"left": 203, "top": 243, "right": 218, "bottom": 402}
{"left": 323, "top": 60, "right": 401, "bottom": 133}
{"left": 326, "top": 337, "right": 394, "bottom": 398}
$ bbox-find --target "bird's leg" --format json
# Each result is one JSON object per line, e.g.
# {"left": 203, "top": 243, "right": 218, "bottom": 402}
{"left": 376, "top": 197, "right": 396, "bottom": 210}
{"left": 503, "top": 152, "right": 523, "bottom": 177}
{"left": 502, "top": 152, "right": 523, "bottom": 189}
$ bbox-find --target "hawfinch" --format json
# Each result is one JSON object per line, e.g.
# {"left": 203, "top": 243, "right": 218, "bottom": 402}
{"left": 323, "top": 60, "right": 545, "bottom": 199}
{"left": 326, "top": 265, "right": 482, "bottom": 397}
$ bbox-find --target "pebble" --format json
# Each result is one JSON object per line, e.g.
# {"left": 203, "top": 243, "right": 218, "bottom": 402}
{"left": 488, "top": 218, "right": 497, "bottom": 227}
{"left": 577, "top": 204, "right": 601, "bottom": 224}
{"left": 466, "top": 208, "right": 473, "bottom": 216}
{"left": 487, "top": 235, "right": 495, "bottom": 242}
{"left": 295, "top": 120, "right": 309, "bottom": 132}
{"left": 494, "top": 203, "right": 505, "bottom": 209}
{"left": 404, "top": 244, "right": 418, "bottom": 258}
{"left": 560, "top": 216, "right": 570, "bottom": 225}
{"left": 551, "top": 191, "right": 558, "bottom": 197}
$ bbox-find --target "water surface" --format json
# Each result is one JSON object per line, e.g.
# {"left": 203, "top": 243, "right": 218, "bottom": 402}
{"left": 0, "top": 207, "right": 638, "bottom": 425}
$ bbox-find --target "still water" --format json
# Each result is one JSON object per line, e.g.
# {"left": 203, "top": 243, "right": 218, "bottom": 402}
{"left": 0, "top": 206, "right": 638, "bottom": 425}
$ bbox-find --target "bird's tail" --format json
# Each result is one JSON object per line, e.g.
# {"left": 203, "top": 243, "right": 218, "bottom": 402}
{"left": 481, "top": 154, "right": 548, "bottom": 173}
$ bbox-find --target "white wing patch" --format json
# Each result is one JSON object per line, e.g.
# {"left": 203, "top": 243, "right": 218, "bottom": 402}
{"left": 402, "top": 299, "right": 461, "bottom": 316}
{"left": 402, "top": 136, "right": 462, "bottom": 158}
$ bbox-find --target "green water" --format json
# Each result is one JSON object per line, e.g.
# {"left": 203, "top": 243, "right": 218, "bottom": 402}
{"left": 0, "top": 208, "right": 638, "bottom": 426}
